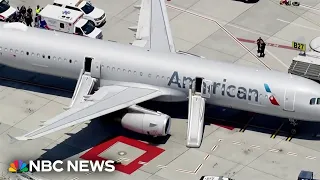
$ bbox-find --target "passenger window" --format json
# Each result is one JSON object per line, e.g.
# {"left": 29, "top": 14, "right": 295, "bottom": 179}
{"left": 53, "top": 57, "right": 56, "bottom": 60}
{"left": 69, "top": 59, "right": 72, "bottom": 63}
{"left": 117, "top": 68, "right": 120, "bottom": 71}
{"left": 60, "top": 23, "right": 64, "bottom": 29}
{"left": 15, "top": 50, "right": 18, "bottom": 53}
{"left": 310, "top": 98, "right": 316, "bottom": 105}
{"left": 64, "top": 58, "right": 67, "bottom": 62}
{"left": 0, "top": 47, "right": 2, "bottom": 51}
{"left": 31, "top": 53, "right": 34, "bottom": 56}
{"left": 58, "top": 57, "right": 61, "bottom": 61}
{"left": 140, "top": 72, "right": 143, "bottom": 76}
{"left": 128, "top": 70, "right": 131, "bottom": 73}
{"left": 112, "top": 67, "right": 115, "bottom": 71}
{"left": 26, "top": 52, "right": 29, "bottom": 55}
{"left": 5, "top": 48, "right": 7, "bottom": 51}
{"left": 21, "top": 51, "right": 23, "bottom": 54}
{"left": 317, "top": 98, "right": 320, "bottom": 104}
{"left": 37, "top": 53, "right": 40, "bottom": 57}
{"left": 10, "top": 49, "right": 13, "bottom": 52}
{"left": 48, "top": 55, "right": 50, "bottom": 59}
{"left": 42, "top": 55, "right": 45, "bottom": 58}
{"left": 148, "top": 74, "right": 151, "bottom": 78}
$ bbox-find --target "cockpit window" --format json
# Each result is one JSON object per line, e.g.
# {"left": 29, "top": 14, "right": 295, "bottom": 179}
{"left": 317, "top": 98, "right": 320, "bottom": 104}
{"left": 310, "top": 98, "right": 316, "bottom": 105}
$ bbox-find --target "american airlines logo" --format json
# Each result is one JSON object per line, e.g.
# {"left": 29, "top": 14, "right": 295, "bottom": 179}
{"left": 168, "top": 71, "right": 259, "bottom": 102}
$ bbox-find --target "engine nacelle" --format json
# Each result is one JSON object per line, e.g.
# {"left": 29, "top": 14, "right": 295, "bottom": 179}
{"left": 120, "top": 113, "right": 171, "bottom": 136}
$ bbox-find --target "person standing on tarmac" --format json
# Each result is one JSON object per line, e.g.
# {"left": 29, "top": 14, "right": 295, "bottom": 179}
{"left": 27, "top": 6, "right": 32, "bottom": 15}
{"left": 25, "top": 11, "right": 33, "bottom": 27}
{"left": 257, "top": 37, "right": 262, "bottom": 55}
{"left": 35, "top": 5, "right": 41, "bottom": 16}
{"left": 260, "top": 40, "right": 266, "bottom": 57}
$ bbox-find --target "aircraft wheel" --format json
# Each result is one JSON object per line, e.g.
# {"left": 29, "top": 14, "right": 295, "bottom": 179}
{"left": 292, "top": 1, "right": 300, "bottom": 6}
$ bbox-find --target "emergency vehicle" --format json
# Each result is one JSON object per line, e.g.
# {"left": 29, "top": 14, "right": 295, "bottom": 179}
{"left": 39, "top": 4, "right": 103, "bottom": 39}
{"left": 52, "top": 0, "right": 106, "bottom": 27}
{"left": 0, "top": 0, "right": 16, "bottom": 22}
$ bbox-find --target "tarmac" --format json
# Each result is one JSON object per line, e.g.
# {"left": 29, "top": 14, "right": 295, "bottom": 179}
{"left": 0, "top": 0, "right": 320, "bottom": 179}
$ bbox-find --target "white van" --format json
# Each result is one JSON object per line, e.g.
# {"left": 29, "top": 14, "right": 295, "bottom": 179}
{"left": 0, "top": 0, "right": 16, "bottom": 22}
{"left": 53, "top": 0, "right": 106, "bottom": 27}
{"left": 39, "top": 4, "right": 103, "bottom": 39}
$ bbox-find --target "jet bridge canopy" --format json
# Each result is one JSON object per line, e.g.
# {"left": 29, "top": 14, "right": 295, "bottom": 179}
{"left": 288, "top": 52, "right": 320, "bottom": 82}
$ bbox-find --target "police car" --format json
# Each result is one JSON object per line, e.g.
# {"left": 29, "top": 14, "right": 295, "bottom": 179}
{"left": 0, "top": 0, "right": 16, "bottom": 22}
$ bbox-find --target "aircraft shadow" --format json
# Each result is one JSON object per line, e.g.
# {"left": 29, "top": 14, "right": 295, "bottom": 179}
{"left": 0, "top": 65, "right": 75, "bottom": 98}
{"left": 37, "top": 113, "right": 171, "bottom": 162}
{"left": 35, "top": 101, "right": 320, "bottom": 162}
{"left": 140, "top": 101, "right": 320, "bottom": 141}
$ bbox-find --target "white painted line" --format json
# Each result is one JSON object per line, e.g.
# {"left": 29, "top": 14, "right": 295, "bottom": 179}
{"left": 250, "top": 145, "right": 261, "bottom": 149}
{"left": 211, "top": 145, "right": 218, "bottom": 151}
{"left": 194, "top": 163, "right": 203, "bottom": 174}
{"left": 204, "top": 154, "right": 210, "bottom": 160}
{"left": 287, "top": 152, "right": 298, "bottom": 156}
{"left": 69, "top": 178, "right": 79, "bottom": 180}
{"left": 277, "top": 18, "right": 320, "bottom": 32}
{"left": 175, "top": 168, "right": 195, "bottom": 174}
{"left": 138, "top": 161, "right": 148, "bottom": 165}
{"left": 306, "top": 156, "right": 317, "bottom": 160}
{"left": 232, "top": 141, "right": 242, "bottom": 145}
{"left": 85, "top": 171, "right": 93, "bottom": 175}
{"left": 166, "top": 4, "right": 271, "bottom": 70}
{"left": 265, "top": 48, "right": 289, "bottom": 68}
{"left": 269, "top": 149, "right": 279, "bottom": 153}
{"left": 157, "top": 165, "right": 168, "bottom": 168}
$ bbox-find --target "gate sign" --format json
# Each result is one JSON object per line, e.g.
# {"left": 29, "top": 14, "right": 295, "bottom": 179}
{"left": 292, "top": 41, "right": 306, "bottom": 51}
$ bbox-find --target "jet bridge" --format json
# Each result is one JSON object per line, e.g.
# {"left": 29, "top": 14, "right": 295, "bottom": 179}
{"left": 187, "top": 77, "right": 212, "bottom": 148}
{"left": 288, "top": 52, "right": 320, "bottom": 83}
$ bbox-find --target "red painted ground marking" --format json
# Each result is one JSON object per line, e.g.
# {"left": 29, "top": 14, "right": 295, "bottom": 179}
{"left": 213, "top": 124, "right": 234, "bottom": 130}
{"left": 80, "top": 136, "right": 165, "bottom": 175}
{"left": 237, "top": 38, "right": 297, "bottom": 51}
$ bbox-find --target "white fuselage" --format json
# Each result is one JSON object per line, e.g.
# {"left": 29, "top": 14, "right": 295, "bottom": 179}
{"left": 1, "top": 22, "right": 320, "bottom": 122}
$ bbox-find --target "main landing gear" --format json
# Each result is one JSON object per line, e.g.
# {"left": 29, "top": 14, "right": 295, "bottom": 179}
{"left": 289, "top": 118, "right": 299, "bottom": 135}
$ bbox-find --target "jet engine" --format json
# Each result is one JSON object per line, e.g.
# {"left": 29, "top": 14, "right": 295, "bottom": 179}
{"left": 120, "top": 112, "right": 171, "bottom": 136}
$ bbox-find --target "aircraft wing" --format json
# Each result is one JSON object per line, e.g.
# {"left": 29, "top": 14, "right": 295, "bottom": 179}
{"left": 14, "top": 84, "right": 163, "bottom": 140}
{"left": 130, "top": 0, "right": 176, "bottom": 53}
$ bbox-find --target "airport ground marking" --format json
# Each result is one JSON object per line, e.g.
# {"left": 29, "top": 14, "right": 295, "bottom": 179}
{"left": 232, "top": 141, "right": 242, "bottom": 145}
{"left": 166, "top": 3, "right": 271, "bottom": 70}
{"left": 250, "top": 145, "right": 261, "bottom": 149}
{"left": 287, "top": 152, "right": 298, "bottom": 156}
{"left": 211, "top": 145, "right": 218, "bottom": 151}
{"left": 277, "top": 18, "right": 320, "bottom": 32}
{"left": 204, "top": 154, "right": 210, "bottom": 160}
{"left": 306, "top": 156, "right": 316, "bottom": 160}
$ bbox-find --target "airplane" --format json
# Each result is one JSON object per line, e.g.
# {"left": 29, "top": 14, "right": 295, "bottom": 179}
{"left": 1, "top": 0, "right": 320, "bottom": 148}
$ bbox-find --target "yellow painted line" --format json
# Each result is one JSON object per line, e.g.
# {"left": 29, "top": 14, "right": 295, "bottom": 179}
{"left": 270, "top": 122, "right": 284, "bottom": 139}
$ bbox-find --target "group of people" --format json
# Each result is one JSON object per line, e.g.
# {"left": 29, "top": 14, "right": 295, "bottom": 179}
{"left": 257, "top": 37, "right": 266, "bottom": 58}
{"left": 6, "top": 5, "right": 42, "bottom": 27}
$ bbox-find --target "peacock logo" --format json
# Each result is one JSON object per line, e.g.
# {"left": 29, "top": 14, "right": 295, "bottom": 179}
{"left": 8, "top": 160, "right": 29, "bottom": 173}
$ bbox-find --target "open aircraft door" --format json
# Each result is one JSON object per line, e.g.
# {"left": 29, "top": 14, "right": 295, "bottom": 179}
{"left": 91, "top": 57, "right": 101, "bottom": 79}
{"left": 284, "top": 89, "right": 296, "bottom": 111}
